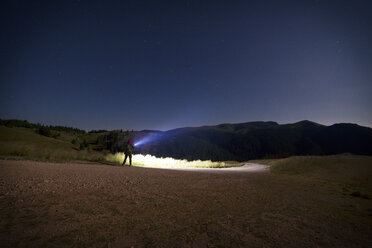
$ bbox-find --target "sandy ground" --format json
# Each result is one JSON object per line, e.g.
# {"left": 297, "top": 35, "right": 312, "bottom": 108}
{"left": 0, "top": 159, "right": 371, "bottom": 247}
{"left": 143, "top": 163, "right": 269, "bottom": 172}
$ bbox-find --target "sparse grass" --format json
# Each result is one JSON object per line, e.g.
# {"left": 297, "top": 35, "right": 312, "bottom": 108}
{"left": 251, "top": 154, "right": 372, "bottom": 209}
{"left": 0, "top": 125, "right": 105, "bottom": 163}
{"left": 251, "top": 154, "right": 372, "bottom": 182}
{"left": 106, "top": 152, "right": 243, "bottom": 168}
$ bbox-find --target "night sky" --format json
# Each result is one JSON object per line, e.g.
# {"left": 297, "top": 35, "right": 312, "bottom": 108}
{"left": 1, "top": 0, "right": 371, "bottom": 131}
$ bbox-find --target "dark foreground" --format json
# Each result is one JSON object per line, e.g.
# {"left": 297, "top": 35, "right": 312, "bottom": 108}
{"left": 0, "top": 159, "right": 371, "bottom": 247}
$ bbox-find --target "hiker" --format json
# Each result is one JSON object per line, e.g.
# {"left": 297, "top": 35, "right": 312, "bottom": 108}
{"left": 122, "top": 139, "right": 134, "bottom": 166}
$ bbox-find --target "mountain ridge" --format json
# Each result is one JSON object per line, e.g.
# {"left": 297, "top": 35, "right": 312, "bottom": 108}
{"left": 1, "top": 119, "right": 371, "bottom": 162}
{"left": 136, "top": 120, "right": 372, "bottom": 161}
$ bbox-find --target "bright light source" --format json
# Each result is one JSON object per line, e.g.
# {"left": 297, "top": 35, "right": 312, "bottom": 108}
{"left": 106, "top": 153, "right": 242, "bottom": 169}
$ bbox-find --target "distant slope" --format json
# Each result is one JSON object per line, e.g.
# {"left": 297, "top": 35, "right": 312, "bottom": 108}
{"left": 135, "top": 120, "right": 372, "bottom": 161}
{"left": 0, "top": 126, "right": 104, "bottom": 162}
{"left": 0, "top": 126, "right": 74, "bottom": 155}
{"left": 253, "top": 154, "right": 372, "bottom": 187}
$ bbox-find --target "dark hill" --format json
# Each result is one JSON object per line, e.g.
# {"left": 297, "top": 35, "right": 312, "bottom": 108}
{"left": 1, "top": 118, "right": 371, "bottom": 162}
{"left": 135, "top": 121, "right": 372, "bottom": 161}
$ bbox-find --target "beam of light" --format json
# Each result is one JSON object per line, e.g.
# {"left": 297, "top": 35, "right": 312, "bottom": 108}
{"left": 134, "top": 132, "right": 164, "bottom": 147}
{"left": 105, "top": 153, "right": 243, "bottom": 169}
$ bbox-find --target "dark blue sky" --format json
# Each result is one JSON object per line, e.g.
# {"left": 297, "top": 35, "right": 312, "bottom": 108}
{"left": 1, "top": 0, "right": 371, "bottom": 131}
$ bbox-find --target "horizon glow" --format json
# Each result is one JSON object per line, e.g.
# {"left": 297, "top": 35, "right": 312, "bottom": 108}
{"left": 1, "top": 1, "right": 371, "bottom": 130}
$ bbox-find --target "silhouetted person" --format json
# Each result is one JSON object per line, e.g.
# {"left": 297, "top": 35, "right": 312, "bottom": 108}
{"left": 122, "top": 139, "right": 134, "bottom": 166}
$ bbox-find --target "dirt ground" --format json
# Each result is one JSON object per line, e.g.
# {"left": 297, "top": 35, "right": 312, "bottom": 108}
{"left": 0, "top": 160, "right": 371, "bottom": 247}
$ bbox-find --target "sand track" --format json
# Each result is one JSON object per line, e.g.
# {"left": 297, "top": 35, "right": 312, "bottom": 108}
{"left": 138, "top": 162, "right": 269, "bottom": 172}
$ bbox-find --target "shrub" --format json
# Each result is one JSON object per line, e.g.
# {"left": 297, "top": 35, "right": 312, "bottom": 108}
{"left": 72, "top": 138, "right": 79, "bottom": 145}
{"left": 80, "top": 139, "right": 88, "bottom": 150}
{"left": 37, "top": 126, "right": 51, "bottom": 137}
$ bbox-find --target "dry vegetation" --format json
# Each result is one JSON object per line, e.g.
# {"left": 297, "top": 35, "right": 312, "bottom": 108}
{"left": 0, "top": 125, "right": 105, "bottom": 162}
